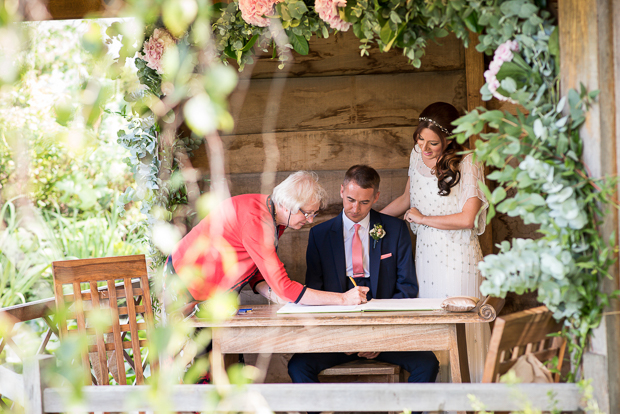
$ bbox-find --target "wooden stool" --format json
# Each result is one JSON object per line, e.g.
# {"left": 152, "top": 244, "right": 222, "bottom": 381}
{"left": 318, "top": 360, "right": 402, "bottom": 383}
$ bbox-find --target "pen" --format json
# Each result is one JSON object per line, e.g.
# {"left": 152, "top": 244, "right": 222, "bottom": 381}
{"left": 348, "top": 276, "right": 358, "bottom": 287}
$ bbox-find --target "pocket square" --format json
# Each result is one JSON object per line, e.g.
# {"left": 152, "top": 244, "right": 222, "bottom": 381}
{"left": 380, "top": 253, "right": 392, "bottom": 260}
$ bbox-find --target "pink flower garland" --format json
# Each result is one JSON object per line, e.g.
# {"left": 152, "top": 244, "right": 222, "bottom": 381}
{"left": 315, "top": 0, "right": 351, "bottom": 32}
{"left": 142, "top": 28, "right": 176, "bottom": 75}
{"left": 239, "top": 0, "right": 278, "bottom": 27}
{"left": 484, "top": 39, "right": 519, "bottom": 103}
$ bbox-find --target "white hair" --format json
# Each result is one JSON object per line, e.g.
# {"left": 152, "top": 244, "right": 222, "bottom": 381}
{"left": 271, "top": 171, "right": 327, "bottom": 213}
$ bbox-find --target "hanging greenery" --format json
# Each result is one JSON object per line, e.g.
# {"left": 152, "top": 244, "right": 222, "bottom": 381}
{"left": 115, "top": 0, "right": 616, "bottom": 380}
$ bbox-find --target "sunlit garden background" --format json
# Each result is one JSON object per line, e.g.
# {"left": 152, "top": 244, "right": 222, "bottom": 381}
{"left": 0, "top": 19, "right": 148, "bottom": 370}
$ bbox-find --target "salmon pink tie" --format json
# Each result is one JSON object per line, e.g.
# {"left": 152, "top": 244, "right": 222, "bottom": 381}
{"left": 352, "top": 223, "right": 364, "bottom": 277}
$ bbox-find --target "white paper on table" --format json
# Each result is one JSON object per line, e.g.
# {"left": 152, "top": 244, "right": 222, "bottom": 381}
{"left": 360, "top": 298, "right": 444, "bottom": 312}
{"left": 276, "top": 303, "right": 361, "bottom": 314}
{"left": 276, "top": 298, "right": 444, "bottom": 314}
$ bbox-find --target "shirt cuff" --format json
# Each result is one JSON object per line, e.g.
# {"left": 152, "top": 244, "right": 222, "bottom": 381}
{"left": 249, "top": 278, "right": 266, "bottom": 294}
{"left": 294, "top": 286, "right": 307, "bottom": 304}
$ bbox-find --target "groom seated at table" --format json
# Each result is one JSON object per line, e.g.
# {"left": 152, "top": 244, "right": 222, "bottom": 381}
{"left": 288, "top": 165, "right": 439, "bottom": 385}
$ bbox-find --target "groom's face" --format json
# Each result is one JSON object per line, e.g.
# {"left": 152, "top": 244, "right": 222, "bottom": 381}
{"left": 340, "top": 182, "right": 380, "bottom": 223}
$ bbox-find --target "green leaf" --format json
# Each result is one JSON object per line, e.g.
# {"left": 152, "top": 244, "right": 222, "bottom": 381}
{"left": 496, "top": 61, "right": 528, "bottom": 82}
{"left": 497, "top": 198, "right": 517, "bottom": 213}
{"left": 289, "top": 32, "right": 309, "bottom": 55}
{"left": 184, "top": 94, "right": 217, "bottom": 136}
{"left": 390, "top": 11, "right": 402, "bottom": 24}
{"left": 499, "top": 0, "right": 522, "bottom": 16}
{"left": 163, "top": 0, "right": 198, "bottom": 38}
{"left": 280, "top": 4, "right": 292, "bottom": 21}
{"left": 241, "top": 34, "right": 259, "bottom": 52}
{"left": 549, "top": 26, "right": 559, "bottom": 57}
{"left": 462, "top": 10, "right": 480, "bottom": 33}
{"left": 486, "top": 204, "right": 496, "bottom": 223}
{"left": 478, "top": 180, "right": 492, "bottom": 203}
{"left": 491, "top": 187, "right": 507, "bottom": 204}
{"left": 504, "top": 140, "right": 521, "bottom": 155}
{"left": 288, "top": 0, "right": 308, "bottom": 20}
{"left": 500, "top": 77, "right": 517, "bottom": 94}
{"left": 529, "top": 193, "right": 546, "bottom": 206}
{"left": 380, "top": 20, "right": 393, "bottom": 44}
{"left": 519, "top": 3, "right": 538, "bottom": 18}
{"left": 568, "top": 88, "right": 581, "bottom": 109}
{"left": 479, "top": 110, "right": 504, "bottom": 126}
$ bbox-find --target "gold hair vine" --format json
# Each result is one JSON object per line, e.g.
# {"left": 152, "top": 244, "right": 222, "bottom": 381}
{"left": 419, "top": 116, "right": 451, "bottom": 135}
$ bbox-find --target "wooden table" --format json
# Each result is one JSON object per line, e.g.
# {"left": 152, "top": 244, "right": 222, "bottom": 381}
{"left": 194, "top": 301, "right": 497, "bottom": 384}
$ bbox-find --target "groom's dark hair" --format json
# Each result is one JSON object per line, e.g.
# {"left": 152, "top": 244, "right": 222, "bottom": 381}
{"left": 343, "top": 165, "right": 380, "bottom": 193}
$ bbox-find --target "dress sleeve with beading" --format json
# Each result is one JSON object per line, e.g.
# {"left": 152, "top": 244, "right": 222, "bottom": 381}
{"left": 458, "top": 153, "right": 489, "bottom": 235}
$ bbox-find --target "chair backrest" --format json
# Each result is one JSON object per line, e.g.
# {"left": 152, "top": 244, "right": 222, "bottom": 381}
{"left": 52, "top": 255, "right": 156, "bottom": 386}
{"left": 482, "top": 306, "right": 565, "bottom": 383}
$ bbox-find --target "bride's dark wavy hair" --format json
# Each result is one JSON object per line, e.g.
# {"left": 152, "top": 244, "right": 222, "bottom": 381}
{"left": 414, "top": 102, "right": 465, "bottom": 196}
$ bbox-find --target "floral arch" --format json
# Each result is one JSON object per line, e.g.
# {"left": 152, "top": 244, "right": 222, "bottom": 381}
{"left": 111, "top": 0, "right": 613, "bottom": 379}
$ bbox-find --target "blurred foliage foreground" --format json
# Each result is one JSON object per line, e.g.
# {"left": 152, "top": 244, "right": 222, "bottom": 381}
{"left": 0, "top": 18, "right": 153, "bottom": 395}
{"left": 0, "top": 21, "right": 148, "bottom": 309}
{"left": 0, "top": 12, "right": 251, "bottom": 414}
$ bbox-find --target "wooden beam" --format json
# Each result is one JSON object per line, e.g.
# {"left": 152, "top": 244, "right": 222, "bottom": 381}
{"left": 22, "top": 356, "right": 53, "bottom": 414}
{"left": 192, "top": 128, "right": 415, "bottom": 175}
{"left": 42, "top": 383, "right": 582, "bottom": 412}
{"left": 559, "top": 1, "right": 620, "bottom": 413}
{"left": 229, "top": 71, "right": 466, "bottom": 136}
{"left": 464, "top": 31, "right": 493, "bottom": 257}
{"left": 242, "top": 31, "right": 465, "bottom": 79}
{"left": 0, "top": 366, "right": 24, "bottom": 406}
{"left": 0, "top": 298, "right": 55, "bottom": 322}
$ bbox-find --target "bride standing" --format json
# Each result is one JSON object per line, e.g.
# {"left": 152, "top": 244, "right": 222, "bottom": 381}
{"left": 381, "top": 101, "right": 490, "bottom": 382}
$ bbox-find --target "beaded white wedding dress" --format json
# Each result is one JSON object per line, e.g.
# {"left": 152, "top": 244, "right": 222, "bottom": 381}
{"left": 408, "top": 146, "right": 490, "bottom": 383}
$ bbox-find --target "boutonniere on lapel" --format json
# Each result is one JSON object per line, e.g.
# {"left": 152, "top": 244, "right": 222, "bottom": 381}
{"left": 369, "top": 224, "right": 386, "bottom": 248}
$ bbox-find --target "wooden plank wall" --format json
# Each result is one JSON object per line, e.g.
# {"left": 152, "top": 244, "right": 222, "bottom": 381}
{"left": 191, "top": 31, "right": 467, "bottom": 284}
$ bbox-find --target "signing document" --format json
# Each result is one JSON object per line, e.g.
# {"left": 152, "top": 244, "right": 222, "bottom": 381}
{"left": 277, "top": 298, "right": 444, "bottom": 314}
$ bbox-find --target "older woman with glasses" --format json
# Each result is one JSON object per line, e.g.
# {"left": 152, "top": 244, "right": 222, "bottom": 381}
{"left": 166, "top": 171, "right": 370, "bottom": 311}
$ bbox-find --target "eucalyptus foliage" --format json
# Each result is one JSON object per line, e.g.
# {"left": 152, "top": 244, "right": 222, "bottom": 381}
{"left": 446, "top": 2, "right": 615, "bottom": 380}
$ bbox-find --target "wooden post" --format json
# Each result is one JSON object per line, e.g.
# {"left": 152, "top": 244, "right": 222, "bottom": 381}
{"left": 23, "top": 354, "right": 54, "bottom": 414}
{"left": 559, "top": 1, "right": 620, "bottom": 412}
{"left": 464, "top": 32, "right": 493, "bottom": 257}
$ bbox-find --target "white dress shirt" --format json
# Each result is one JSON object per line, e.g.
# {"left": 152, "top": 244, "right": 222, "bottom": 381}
{"left": 342, "top": 212, "right": 370, "bottom": 278}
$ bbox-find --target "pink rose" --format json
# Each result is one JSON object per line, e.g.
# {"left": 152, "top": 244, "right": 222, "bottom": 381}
{"left": 315, "top": 0, "right": 351, "bottom": 31}
{"left": 239, "top": 0, "right": 277, "bottom": 27}
{"left": 488, "top": 59, "right": 503, "bottom": 77}
{"left": 142, "top": 28, "right": 176, "bottom": 74}
{"left": 494, "top": 40, "right": 519, "bottom": 63}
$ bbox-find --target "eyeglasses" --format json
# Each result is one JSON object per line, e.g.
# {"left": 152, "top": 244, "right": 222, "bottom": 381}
{"left": 299, "top": 208, "right": 319, "bottom": 219}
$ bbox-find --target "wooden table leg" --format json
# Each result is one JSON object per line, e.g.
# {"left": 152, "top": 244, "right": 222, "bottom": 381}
{"left": 210, "top": 328, "right": 229, "bottom": 386}
{"left": 448, "top": 325, "right": 466, "bottom": 414}
{"left": 448, "top": 325, "right": 462, "bottom": 383}
{"left": 456, "top": 323, "right": 471, "bottom": 383}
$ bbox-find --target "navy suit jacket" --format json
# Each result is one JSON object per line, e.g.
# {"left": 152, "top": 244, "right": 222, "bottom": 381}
{"left": 305, "top": 209, "right": 419, "bottom": 299}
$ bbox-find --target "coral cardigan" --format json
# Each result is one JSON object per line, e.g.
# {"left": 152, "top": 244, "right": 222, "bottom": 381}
{"left": 171, "top": 194, "right": 306, "bottom": 303}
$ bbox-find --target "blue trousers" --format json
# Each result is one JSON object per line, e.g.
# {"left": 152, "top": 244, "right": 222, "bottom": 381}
{"left": 288, "top": 351, "right": 439, "bottom": 383}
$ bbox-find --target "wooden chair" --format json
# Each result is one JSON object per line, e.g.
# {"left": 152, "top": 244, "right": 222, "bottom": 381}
{"left": 482, "top": 305, "right": 566, "bottom": 383}
{"left": 52, "top": 255, "right": 156, "bottom": 386}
